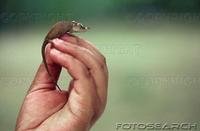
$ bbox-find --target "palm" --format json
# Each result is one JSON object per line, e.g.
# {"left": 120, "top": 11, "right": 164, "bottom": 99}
{"left": 18, "top": 82, "right": 87, "bottom": 131}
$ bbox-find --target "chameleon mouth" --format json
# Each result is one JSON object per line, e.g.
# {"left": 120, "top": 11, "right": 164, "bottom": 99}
{"left": 84, "top": 26, "right": 90, "bottom": 30}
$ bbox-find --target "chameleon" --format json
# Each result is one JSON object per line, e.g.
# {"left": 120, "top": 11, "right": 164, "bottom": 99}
{"left": 41, "top": 21, "right": 89, "bottom": 91}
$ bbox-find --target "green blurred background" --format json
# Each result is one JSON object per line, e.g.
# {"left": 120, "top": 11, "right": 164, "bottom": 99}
{"left": 0, "top": 0, "right": 200, "bottom": 131}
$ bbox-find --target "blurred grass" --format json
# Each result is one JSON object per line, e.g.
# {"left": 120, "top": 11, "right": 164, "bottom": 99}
{"left": 0, "top": 21, "right": 200, "bottom": 131}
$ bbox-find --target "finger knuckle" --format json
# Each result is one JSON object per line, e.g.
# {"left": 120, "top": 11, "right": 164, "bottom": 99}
{"left": 99, "top": 55, "right": 106, "bottom": 65}
{"left": 84, "top": 70, "right": 91, "bottom": 78}
{"left": 102, "top": 55, "right": 106, "bottom": 63}
{"left": 98, "top": 63, "right": 105, "bottom": 71}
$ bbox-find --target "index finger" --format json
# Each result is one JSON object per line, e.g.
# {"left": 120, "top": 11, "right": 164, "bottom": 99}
{"left": 60, "top": 34, "right": 106, "bottom": 64}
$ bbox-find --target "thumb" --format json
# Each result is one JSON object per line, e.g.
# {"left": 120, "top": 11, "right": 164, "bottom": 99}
{"left": 29, "top": 43, "right": 62, "bottom": 92}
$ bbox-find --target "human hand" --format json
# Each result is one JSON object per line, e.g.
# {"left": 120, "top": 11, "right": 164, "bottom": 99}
{"left": 16, "top": 35, "right": 108, "bottom": 131}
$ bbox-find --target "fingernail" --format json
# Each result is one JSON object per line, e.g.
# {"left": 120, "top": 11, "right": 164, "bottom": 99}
{"left": 53, "top": 38, "right": 64, "bottom": 44}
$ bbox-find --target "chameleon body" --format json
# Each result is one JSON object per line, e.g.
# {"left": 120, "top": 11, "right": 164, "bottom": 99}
{"left": 42, "top": 21, "right": 89, "bottom": 91}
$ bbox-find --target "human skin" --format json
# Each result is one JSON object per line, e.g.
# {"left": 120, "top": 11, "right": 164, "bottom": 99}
{"left": 15, "top": 35, "right": 108, "bottom": 131}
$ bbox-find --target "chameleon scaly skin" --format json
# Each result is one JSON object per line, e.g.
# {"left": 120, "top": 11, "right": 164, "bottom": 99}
{"left": 41, "top": 21, "right": 89, "bottom": 91}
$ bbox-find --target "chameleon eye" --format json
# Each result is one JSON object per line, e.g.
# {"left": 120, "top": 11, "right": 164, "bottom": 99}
{"left": 72, "top": 21, "right": 78, "bottom": 26}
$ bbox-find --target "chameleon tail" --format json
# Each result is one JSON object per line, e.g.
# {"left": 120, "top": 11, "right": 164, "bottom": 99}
{"left": 42, "top": 40, "right": 62, "bottom": 91}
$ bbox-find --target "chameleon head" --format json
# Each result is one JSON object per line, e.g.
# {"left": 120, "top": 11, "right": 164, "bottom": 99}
{"left": 71, "top": 21, "right": 90, "bottom": 32}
